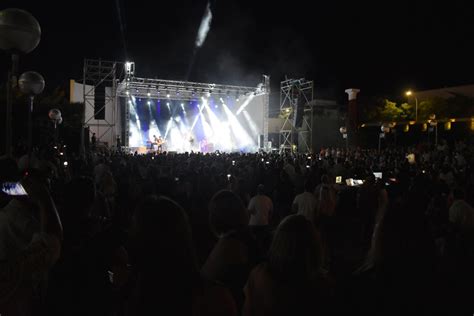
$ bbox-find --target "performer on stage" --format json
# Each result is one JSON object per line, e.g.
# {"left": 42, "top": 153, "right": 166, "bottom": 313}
{"left": 188, "top": 134, "right": 195, "bottom": 151}
{"left": 153, "top": 135, "right": 164, "bottom": 153}
{"left": 200, "top": 138, "right": 208, "bottom": 153}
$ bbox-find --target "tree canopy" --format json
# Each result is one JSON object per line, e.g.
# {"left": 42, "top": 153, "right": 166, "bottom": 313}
{"left": 361, "top": 93, "right": 474, "bottom": 123}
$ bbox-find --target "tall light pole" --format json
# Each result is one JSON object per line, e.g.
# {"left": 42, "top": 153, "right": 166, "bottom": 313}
{"left": 18, "top": 71, "right": 45, "bottom": 154}
{"left": 0, "top": 9, "right": 41, "bottom": 156}
{"left": 405, "top": 90, "right": 418, "bottom": 122}
{"left": 339, "top": 126, "right": 348, "bottom": 150}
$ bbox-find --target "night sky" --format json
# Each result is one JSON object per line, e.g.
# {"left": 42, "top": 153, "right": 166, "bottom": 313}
{"left": 2, "top": 0, "right": 474, "bottom": 102}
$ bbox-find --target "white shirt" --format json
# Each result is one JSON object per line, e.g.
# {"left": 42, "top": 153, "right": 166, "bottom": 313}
{"left": 248, "top": 194, "right": 273, "bottom": 226}
{"left": 293, "top": 192, "right": 317, "bottom": 222}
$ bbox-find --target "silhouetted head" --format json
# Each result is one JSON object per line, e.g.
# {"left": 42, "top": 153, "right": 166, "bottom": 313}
{"left": 63, "top": 176, "right": 96, "bottom": 220}
{"left": 267, "top": 215, "right": 323, "bottom": 284}
{"left": 131, "top": 195, "right": 197, "bottom": 275}
{"left": 209, "top": 190, "right": 248, "bottom": 237}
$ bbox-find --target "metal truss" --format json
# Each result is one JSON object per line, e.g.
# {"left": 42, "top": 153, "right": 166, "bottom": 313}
{"left": 262, "top": 75, "right": 270, "bottom": 150}
{"left": 279, "top": 78, "right": 314, "bottom": 153}
{"left": 116, "top": 77, "right": 265, "bottom": 101}
{"left": 81, "top": 59, "right": 126, "bottom": 153}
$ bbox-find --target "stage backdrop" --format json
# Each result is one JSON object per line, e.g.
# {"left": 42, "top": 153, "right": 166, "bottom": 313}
{"left": 122, "top": 93, "right": 265, "bottom": 153}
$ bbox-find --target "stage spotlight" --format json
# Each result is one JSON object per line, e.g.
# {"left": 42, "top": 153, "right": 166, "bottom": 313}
{"left": 166, "top": 102, "right": 170, "bottom": 106}
{"left": 147, "top": 92, "right": 151, "bottom": 97}
{"left": 126, "top": 90, "right": 130, "bottom": 95}
{"left": 181, "top": 103, "right": 184, "bottom": 106}
{"left": 138, "top": 98, "right": 142, "bottom": 102}
{"left": 167, "top": 94, "right": 170, "bottom": 98}
{"left": 147, "top": 101, "right": 151, "bottom": 105}
{"left": 215, "top": 104, "right": 218, "bottom": 109}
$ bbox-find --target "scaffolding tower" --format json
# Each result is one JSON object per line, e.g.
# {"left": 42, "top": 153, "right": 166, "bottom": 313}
{"left": 81, "top": 59, "right": 126, "bottom": 154}
{"left": 279, "top": 78, "right": 314, "bottom": 153}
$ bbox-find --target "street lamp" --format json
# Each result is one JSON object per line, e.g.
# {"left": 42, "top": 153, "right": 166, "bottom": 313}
{"left": 339, "top": 126, "right": 348, "bottom": 150}
{"left": 379, "top": 124, "right": 390, "bottom": 153}
{"left": 0, "top": 8, "right": 41, "bottom": 156}
{"left": 18, "top": 71, "right": 45, "bottom": 154}
{"left": 428, "top": 114, "right": 438, "bottom": 146}
{"left": 405, "top": 90, "right": 418, "bottom": 122}
{"left": 48, "top": 109, "right": 63, "bottom": 144}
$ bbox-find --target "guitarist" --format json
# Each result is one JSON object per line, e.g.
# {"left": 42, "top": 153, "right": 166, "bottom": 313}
{"left": 153, "top": 135, "right": 165, "bottom": 153}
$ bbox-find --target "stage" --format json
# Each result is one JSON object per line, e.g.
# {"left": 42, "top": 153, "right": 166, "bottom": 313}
{"left": 71, "top": 60, "right": 271, "bottom": 153}
{"left": 123, "top": 93, "right": 266, "bottom": 153}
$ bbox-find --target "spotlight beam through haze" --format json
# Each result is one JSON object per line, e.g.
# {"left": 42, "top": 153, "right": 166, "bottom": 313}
{"left": 196, "top": 2, "right": 213, "bottom": 48}
{"left": 236, "top": 94, "right": 255, "bottom": 115}
{"left": 186, "top": 1, "right": 213, "bottom": 80}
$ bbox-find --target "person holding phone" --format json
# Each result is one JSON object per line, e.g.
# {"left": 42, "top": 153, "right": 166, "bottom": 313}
{"left": 0, "top": 166, "right": 63, "bottom": 315}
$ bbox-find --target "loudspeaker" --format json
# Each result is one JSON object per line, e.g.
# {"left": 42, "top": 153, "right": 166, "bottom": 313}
{"left": 94, "top": 83, "right": 106, "bottom": 120}
{"left": 294, "top": 95, "right": 304, "bottom": 128}
{"left": 259, "top": 134, "right": 264, "bottom": 148}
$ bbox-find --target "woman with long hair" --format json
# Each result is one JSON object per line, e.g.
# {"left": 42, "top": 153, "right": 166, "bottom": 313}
{"left": 243, "top": 215, "right": 333, "bottom": 316}
{"left": 127, "top": 195, "right": 236, "bottom": 315}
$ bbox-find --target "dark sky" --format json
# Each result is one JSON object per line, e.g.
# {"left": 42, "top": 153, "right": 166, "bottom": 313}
{"left": 2, "top": 0, "right": 474, "bottom": 101}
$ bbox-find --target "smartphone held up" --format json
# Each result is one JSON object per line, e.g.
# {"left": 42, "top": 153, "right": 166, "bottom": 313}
{"left": 1, "top": 182, "right": 28, "bottom": 196}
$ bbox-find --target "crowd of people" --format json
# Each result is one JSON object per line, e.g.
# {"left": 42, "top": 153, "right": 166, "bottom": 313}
{"left": 1, "top": 138, "right": 474, "bottom": 315}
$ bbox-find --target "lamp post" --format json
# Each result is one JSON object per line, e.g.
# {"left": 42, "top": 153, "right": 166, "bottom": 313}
{"left": 379, "top": 124, "right": 390, "bottom": 153}
{"left": 405, "top": 90, "right": 418, "bottom": 122}
{"left": 48, "top": 109, "right": 62, "bottom": 144}
{"left": 18, "top": 71, "right": 45, "bottom": 154}
{"left": 339, "top": 126, "right": 348, "bottom": 150}
{"left": 428, "top": 114, "right": 438, "bottom": 147}
{"left": 0, "top": 9, "right": 41, "bottom": 156}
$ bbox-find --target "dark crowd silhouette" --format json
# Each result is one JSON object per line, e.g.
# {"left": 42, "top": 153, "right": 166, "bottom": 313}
{"left": 1, "top": 138, "right": 474, "bottom": 315}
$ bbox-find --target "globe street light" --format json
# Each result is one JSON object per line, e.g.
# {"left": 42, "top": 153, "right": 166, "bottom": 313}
{"left": 48, "top": 109, "right": 63, "bottom": 144}
{"left": 405, "top": 90, "right": 418, "bottom": 122}
{"left": 339, "top": 126, "right": 348, "bottom": 150}
{"left": 428, "top": 113, "right": 438, "bottom": 146}
{"left": 19, "top": 71, "right": 45, "bottom": 154}
{"left": 379, "top": 124, "right": 390, "bottom": 153}
{"left": 0, "top": 8, "right": 41, "bottom": 156}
